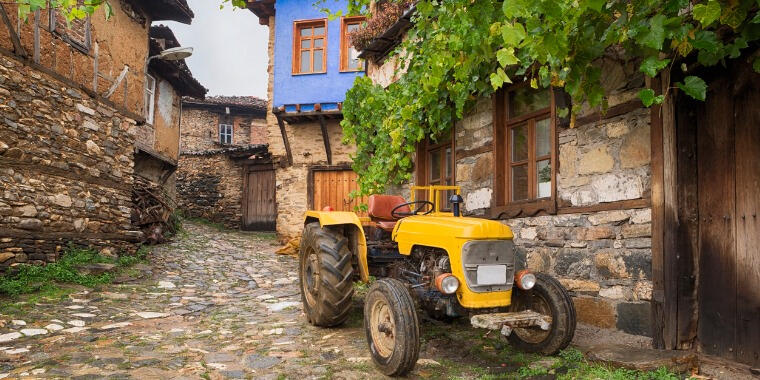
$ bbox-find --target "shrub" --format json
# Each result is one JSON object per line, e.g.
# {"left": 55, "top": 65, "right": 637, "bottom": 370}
{"left": 349, "top": 0, "right": 414, "bottom": 51}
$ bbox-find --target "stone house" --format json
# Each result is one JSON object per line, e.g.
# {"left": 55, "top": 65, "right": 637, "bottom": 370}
{"left": 246, "top": 0, "right": 368, "bottom": 240}
{"left": 356, "top": 4, "right": 760, "bottom": 367}
{"left": 0, "top": 0, "right": 205, "bottom": 267}
{"left": 177, "top": 96, "right": 273, "bottom": 230}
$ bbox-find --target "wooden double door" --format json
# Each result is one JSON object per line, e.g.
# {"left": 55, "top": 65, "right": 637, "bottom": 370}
{"left": 310, "top": 168, "right": 367, "bottom": 216}
{"left": 242, "top": 164, "right": 276, "bottom": 231}
{"left": 676, "top": 59, "right": 760, "bottom": 366}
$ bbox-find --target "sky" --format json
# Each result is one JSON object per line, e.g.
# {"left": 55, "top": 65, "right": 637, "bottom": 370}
{"left": 160, "top": 0, "right": 270, "bottom": 99}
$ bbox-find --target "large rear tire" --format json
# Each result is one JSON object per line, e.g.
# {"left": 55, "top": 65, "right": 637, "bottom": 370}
{"left": 507, "top": 273, "right": 576, "bottom": 355}
{"left": 299, "top": 222, "right": 354, "bottom": 327}
{"left": 364, "top": 278, "right": 420, "bottom": 377}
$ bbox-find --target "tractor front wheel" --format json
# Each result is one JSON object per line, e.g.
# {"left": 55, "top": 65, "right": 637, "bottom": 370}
{"left": 507, "top": 273, "right": 576, "bottom": 355}
{"left": 299, "top": 222, "right": 354, "bottom": 327}
{"left": 364, "top": 278, "right": 420, "bottom": 377}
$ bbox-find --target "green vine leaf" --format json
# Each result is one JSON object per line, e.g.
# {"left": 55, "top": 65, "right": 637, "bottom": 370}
{"left": 692, "top": 0, "right": 721, "bottom": 26}
{"left": 677, "top": 76, "right": 708, "bottom": 101}
{"left": 640, "top": 57, "right": 671, "bottom": 77}
{"left": 638, "top": 89, "right": 664, "bottom": 106}
{"left": 497, "top": 47, "right": 519, "bottom": 67}
{"left": 639, "top": 14, "right": 667, "bottom": 50}
{"left": 501, "top": 22, "right": 526, "bottom": 46}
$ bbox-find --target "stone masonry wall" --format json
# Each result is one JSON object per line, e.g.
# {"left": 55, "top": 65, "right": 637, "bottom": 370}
{"left": 0, "top": 53, "right": 142, "bottom": 268}
{"left": 176, "top": 154, "right": 245, "bottom": 229}
{"left": 180, "top": 108, "right": 261, "bottom": 153}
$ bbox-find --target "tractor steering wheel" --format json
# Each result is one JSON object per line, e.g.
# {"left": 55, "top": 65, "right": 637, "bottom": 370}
{"left": 391, "top": 201, "right": 435, "bottom": 219}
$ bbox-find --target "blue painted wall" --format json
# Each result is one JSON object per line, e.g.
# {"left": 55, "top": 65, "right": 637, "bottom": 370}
{"left": 272, "top": 0, "right": 363, "bottom": 108}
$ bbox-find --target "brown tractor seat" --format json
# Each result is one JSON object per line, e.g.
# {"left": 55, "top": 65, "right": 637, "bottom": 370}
{"left": 368, "top": 195, "right": 410, "bottom": 232}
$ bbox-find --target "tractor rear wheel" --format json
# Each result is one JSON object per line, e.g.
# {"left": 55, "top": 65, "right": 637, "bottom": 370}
{"left": 364, "top": 278, "right": 420, "bottom": 377}
{"left": 299, "top": 222, "right": 354, "bottom": 327}
{"left": 507, "top": 273, "right": 576, "bottom": 355}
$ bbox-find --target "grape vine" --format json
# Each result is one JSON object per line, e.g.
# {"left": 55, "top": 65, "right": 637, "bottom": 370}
{"left": 338, "top": 0, "right": 760, "bottom": 196}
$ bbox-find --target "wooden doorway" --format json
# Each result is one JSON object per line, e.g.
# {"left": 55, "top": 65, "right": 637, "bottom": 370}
{"left": 309, "top": 167, "right": 367, "bottom": 216}
{"left": 674, "top": 59, "right": 760, "bottom": 366}
{"left": 242, "top": 164, "right": 276, "bottom": 231}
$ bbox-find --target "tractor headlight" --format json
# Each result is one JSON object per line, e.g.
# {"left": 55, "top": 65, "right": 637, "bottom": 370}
{"left": 515, "top": 270, "right": 536, "bottom": 290}
{"left": 435, "top": 274, "right": 460, "bottom": 295}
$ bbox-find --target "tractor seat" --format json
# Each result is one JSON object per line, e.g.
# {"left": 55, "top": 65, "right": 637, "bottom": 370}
{"left": 368, "top": 194, "right": 410, "bottom": 232}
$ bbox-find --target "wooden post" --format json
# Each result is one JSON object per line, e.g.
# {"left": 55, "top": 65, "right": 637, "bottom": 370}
{"left": 0, "top": 4, "right": 27, "bottom": 58}
{"left": 276, "top": 114, "right": 293, "bottom": 166}
{"left": 92, "top": 42, "right": 99, "bottom": 92}
{"left": 318, "top": 115, "right": 333, "bottom": 165}
{"left": 33, "top": 10, "right": 40, "bottom": 64}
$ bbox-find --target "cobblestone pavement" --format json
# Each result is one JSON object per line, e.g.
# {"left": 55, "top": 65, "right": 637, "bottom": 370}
{"left": 0, "top": 221, "right": 637, "bottom": 380}
{"left": 0, "top": 222, "right": 504, "bottom": 380}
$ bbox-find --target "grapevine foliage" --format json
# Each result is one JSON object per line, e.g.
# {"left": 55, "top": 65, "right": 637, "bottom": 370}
{"left": 338, "top": 0, "right": 760, "bottom": 196}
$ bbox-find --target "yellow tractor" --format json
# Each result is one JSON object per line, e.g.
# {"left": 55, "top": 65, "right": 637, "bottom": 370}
{"left": 299, "top": 186, "right": 576, "bottom": 376}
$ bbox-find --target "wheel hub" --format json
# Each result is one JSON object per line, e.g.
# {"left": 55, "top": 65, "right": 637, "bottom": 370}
{"left": 370, "top": 298, "right": 396, "bottom": 358}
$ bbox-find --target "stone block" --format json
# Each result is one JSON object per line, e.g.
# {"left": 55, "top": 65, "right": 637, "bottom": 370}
{"left": 464, "top": 188, "right": 491, "bottom": 211}
{"left": 624, "top": 238, "right": 651, "bottom": 249}
{"left": 560, "top": 278, "right": 601, "bottom": 293}
{"left": 616, "top": 302, "right": 651, "bottom": 337}
{"left": 594, "top": 250, "right": 628, "bottom": 279}
{"left": 578, "top": 147, "right": 614, "bottom": 175}
{"left": 86, "top": 140, "right": 101, "bottom": 155}
{"left": 591, "top": 173, "right": 644, "bottom": 203}
{"left": 18, "top": 218, "right": 43, "bottom": 230}
{"left": 623, "top": 250, "right": 651, "bottom": 279}
{"left": 633, "top": 281, "right": 653, "bottom": 301}
{"left": 621, "top": 224, "right": 651, "bottom": 238}
{"left": 471, "top": 153, "right": 492, "bottom": 183}
{"left": 555, "top": 249, "right": 591, "bottom": 278}
{"left": 520, "top": 227, "right": 537, "bottom": 240}
{"left": 599, "top": 285, "right": 629, "bottom": 300}
{"left": 584, "top": 344, "right": 697, "bottom": 372}
{"left": 573, "top": 296, "right": 616, "bottom": 329}
{"left": 605, "top": 120, "right": 630, "bottom": 138}
{"left": 52, "top": 194, "right": 72, "bottom": 207}
{"left": 630, "top": 209, "right": 652, "bottom": 224}
{"left": 559, "top": 144, "right": 578, "bottom": 177}
{"left": 526, "top": 248, "right": 551, "bottom": 272}
{"left": 537, "top": 226, "right": 567, "bottom": 241}
{"left": 76, "top": 103, "right": 96, "bottom": 115}
{"left": 576, "top": 226, "right": 615, "bottom": 240}
{"left": 620, "top": 125, "right": 650, "bottom": 168}
{"left": 0, "top": 252, "right": 15, "bottom": 263}
{"left": 588, "top": 211, "right": 630, "bottom": 225}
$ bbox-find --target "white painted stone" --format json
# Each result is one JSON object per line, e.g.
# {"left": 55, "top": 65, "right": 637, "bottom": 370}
{"left": 158, "top": 281, "right": 176, "bottom": 289}
{"left": 570, "top": 190, "right": 597, "bottom": 206}
{"left": 267, "top": 301, "right": 301, "bottom": 312}
{"left": 464, "top": 187, "right": 492, "bottom": 211}
{"left": 520, "top": 227, "right": 538, "bottom": 240}
{"left": 76, "top": 104, "right": 96, "bottom": 115}
{"left": 100, "top": 322, "right": 132, "bottom": 330}
{"left": 591, "top": 173, "right": 643, "bottom": 203}
{"left": 4, "top": 348, "right": 28, "bottom": 355}
{"left": 136, "top": 312, "right": 169, "bottom": 319}
{"left": 20, "top": 328, "right": 48, "bottom": 336}
{"left": 0, "top": 332, "right": 22, "bottom": 343}
{"left": 62, "top": 327, "right": 87, "bottom": 334}
{"left": 71, "top": 313, "right": 96, "bottom": 318}
{"left": 44, "top": 324, "right": 64, "bottom": 332}
{"left": 11, "top": 320, "right": 26, "bottom": 326}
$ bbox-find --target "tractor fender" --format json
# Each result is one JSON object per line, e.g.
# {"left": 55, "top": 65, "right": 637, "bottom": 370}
{"left": 304, "top": 211, "right": 369, "bottom": 282}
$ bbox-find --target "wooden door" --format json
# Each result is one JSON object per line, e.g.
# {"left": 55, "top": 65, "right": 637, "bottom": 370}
{"left": 311, "top": 169, "right": 367, "bottom": 216}
{"left": 242, "top": 165, "right": 276, "bottom": 231}
{"left": 689, "top": 61, "right": 760, "bottom": 366}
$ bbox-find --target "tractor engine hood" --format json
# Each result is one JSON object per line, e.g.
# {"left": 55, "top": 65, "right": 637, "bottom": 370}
{"left": 393, "top": 216, "right": 514, "bottom": 254}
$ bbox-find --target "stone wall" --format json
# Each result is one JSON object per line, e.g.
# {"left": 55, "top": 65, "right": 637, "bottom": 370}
{"left": 0, "top": 53, "right": 142, "bottom": 268}
{"left": 176, "top": 153, "right": 245, "bottom": 229}
{"left": 181, "top": 108, "right": 261, "bottom": 152}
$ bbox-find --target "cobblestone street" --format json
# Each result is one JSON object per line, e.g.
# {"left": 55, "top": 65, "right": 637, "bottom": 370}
{"left": 0, "top": 221, "right": 510, "bottom": 380}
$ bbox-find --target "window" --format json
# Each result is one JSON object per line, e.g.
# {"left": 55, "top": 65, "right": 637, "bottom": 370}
{"left": 494, "top": 85, "right": 556, "bottom": 215}
{"left": 144, "top": 74, "right": 156, "bottom": 124}
{"left": 219, "top": 124, "right": 233, "bottom": 145}
{"left": 293, "top": 19, "right": 327, "bottom": 74}
{"left": 340, "top": 17, "right": 365, "bottom": 72}
{"left": 416, "top": 131, "right": 455, "bottom": 209}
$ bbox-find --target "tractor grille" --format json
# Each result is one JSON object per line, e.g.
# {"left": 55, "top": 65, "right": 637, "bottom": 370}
{"left": 461, "top": 240, "right": 515, "bottom": 293}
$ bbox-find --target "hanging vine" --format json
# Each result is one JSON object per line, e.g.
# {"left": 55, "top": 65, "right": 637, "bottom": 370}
{"left": 337, "top": 0, "right": 760, "bottom": 196}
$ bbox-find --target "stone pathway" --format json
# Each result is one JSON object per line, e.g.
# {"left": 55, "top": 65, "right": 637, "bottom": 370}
{"left": 0, "top": 222, "right": 456, "bottom": 379}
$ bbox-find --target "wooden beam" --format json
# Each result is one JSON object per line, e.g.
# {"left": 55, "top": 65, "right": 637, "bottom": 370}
{"left": 0, "top": 4, "right": 27, "bottom": 58}
{"left": 319, "top": 115, "right": 332, "bottom": 165}
{"left": 33, "top": 10, "right": 40, "bottom": 64}
{"left": 575, "top": 99, "right": 644, "bottom": 128}
{"left": 649, "top": 75, "right": 667, "bottom": 349}
{"left": 92, "top": 42, "right": 99, "bottom": 91}
{"left": 276, "top": 114, "right": 293, "bottom": 166}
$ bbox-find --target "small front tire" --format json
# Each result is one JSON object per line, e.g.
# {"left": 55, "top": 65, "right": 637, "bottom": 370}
{"left": 507, "top": 273, "right": 576, "bottom": 355}
{"left": 364, "top": 278, "right": 420, "bottom": 377}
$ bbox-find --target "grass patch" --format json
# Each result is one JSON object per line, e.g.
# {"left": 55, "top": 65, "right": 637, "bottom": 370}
{"left": 0, "top": 244, "right": 150, "bottom": 298}
{"left": 185, "top": 217, "right": 227, "bottom": 231}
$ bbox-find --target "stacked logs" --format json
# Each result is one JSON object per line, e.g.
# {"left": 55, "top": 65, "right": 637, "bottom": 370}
{"left": 132, "top": 175, "right": 179, "bottom": 244}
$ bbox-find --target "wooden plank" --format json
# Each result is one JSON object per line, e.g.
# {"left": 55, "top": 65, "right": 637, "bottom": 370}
{"left": 733, "top": 64, "right": 760, "bottom": 367}
{"left": 674, "top": 89, "right": 699, "bottom": 349}
{"left": 319, "top": 115, "right": 332, "bottom": 165}
{"left": 660, "top": 69, "right": 679, "bottom": 350}
{"left": 33, "top": 10, "right": 40, "bottom": 64}
{"left": 697, "top": 73, "right": 737, "bottom": 361}
{"left": 492, "top": 90, "right": 507, "bottom": 207}
{"left": 649, "top": 75, "right": 667, "bottom": 349}
{"left": 92, "top": 41, "right": 98, "bottom": 91}
{"left": 276, "top": 114, "right": 293, "bottom": 166}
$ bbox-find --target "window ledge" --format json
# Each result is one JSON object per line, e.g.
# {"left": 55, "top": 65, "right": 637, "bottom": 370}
{"left": 490, "top": 199, "right": 556, "bottom": 219}
{"left": 291, "top": 71, "right": 328, "bottom": 76}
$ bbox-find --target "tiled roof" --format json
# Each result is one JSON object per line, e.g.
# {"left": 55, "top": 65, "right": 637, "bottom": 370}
{"left": 182, "top": 96, "right": 268, "bottom": 114}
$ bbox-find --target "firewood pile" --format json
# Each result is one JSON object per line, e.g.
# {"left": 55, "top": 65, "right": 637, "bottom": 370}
{"left": 132, "top": 175, "right": 179, "bottom": 244}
